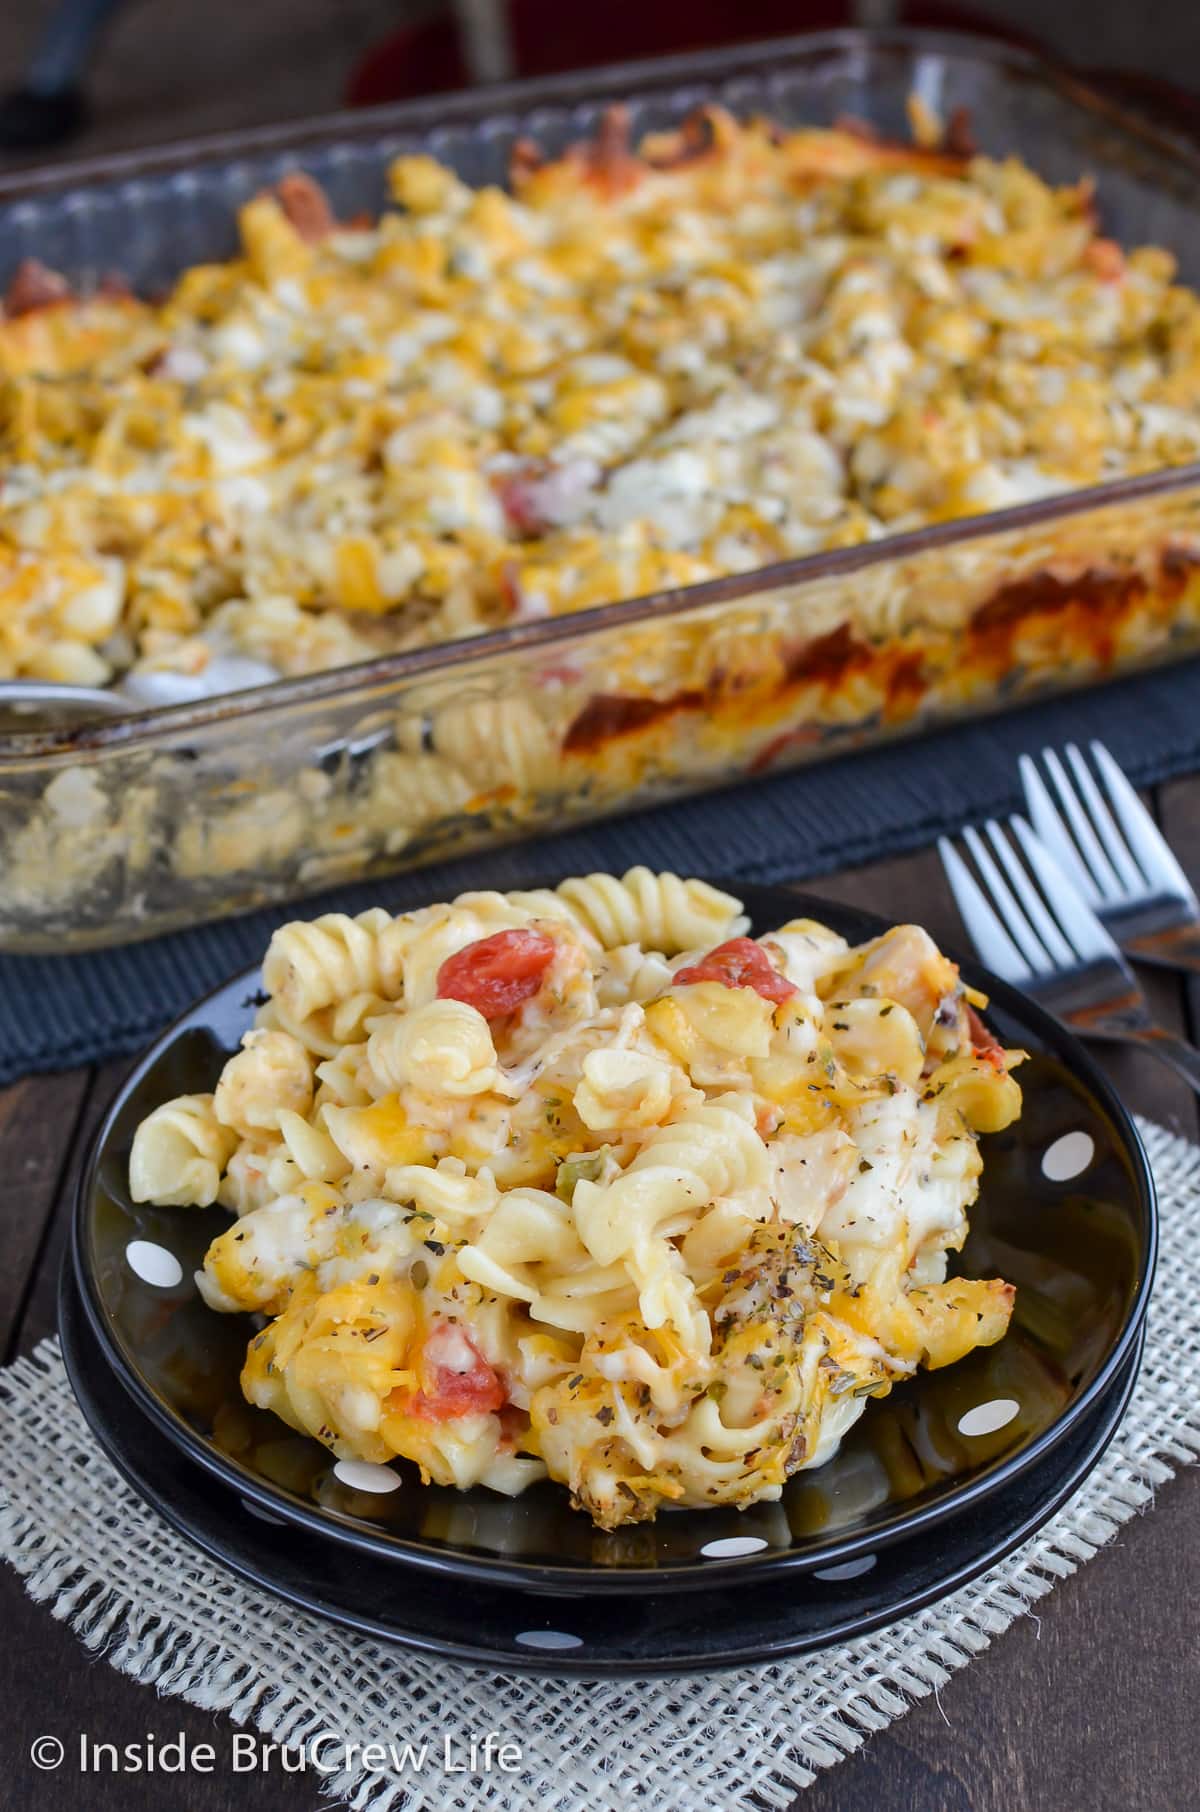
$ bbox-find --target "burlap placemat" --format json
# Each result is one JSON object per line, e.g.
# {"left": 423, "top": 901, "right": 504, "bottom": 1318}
{"left": 1, "top": 1116, "right": 1195, "bottom": 1812}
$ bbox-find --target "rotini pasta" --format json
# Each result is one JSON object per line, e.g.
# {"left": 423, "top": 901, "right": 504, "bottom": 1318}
{"left": 555, "top": 867, "right": 747, "bottom": 953}
{"left": 429, "top": 695, "right": 559, "bottom": 793}
{"left": 213, "top": 1029, "right": 313, "bottom": 1136}
{"left": 261, "top": 908, "right": 403, "bottom": 1021}
{"left": 131, "top": 871, "right": 1021, "bottom": 1527}
{"left": 258, "top": 991, "right": 391, "bottom": 1060}
{"left": 366, "top": 753, "right": 475, "bottom": 855}
{"left": 572, "top": 1094, "right": 769, "bottom": 1269}
{"left": 594, "top": 943, "right": 678, "bottom": 1007}
{"left": 367, "top": 999, "right": 504, "bottom": 1098}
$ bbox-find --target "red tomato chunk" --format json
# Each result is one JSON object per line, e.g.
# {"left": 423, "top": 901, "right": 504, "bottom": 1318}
{"left": 966, "top": 1004, "right": 1007, "bottom": 1071}
{"left": 436, "top": 927, "right": 556, "bottom": 1019}
{"left": 399, "top": 1325, "right": 507, "bottom": 1423}
{"left": 675, "top": 937, "right": 798, "bottom": 1004}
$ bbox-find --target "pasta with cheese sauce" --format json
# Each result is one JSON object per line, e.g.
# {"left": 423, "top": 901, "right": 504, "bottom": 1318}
{"left": 4, "top": 105, "right": 1199, "bottom": 696}
{"left": 129, "top": 870, "right": 1021, "bottom": 1527}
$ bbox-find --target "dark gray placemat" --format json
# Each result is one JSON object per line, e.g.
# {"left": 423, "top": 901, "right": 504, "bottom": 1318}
{"left": 3, "top": 657, "right": 1198, "bottom": 1085}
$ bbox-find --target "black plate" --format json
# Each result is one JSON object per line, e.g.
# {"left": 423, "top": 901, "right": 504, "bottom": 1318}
{"left": 72, "top": 883, "right": 1156, "bottom": 1597}
{"left": 59, "top": 1257, "right": 1142, "bottom": 1675}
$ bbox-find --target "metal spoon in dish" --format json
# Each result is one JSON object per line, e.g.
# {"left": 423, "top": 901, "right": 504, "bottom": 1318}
{"left": 0, "top": 680, "right": 131, "bottom": 731}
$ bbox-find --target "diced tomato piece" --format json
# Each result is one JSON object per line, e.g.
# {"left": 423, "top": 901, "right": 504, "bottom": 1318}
{"left": 1084, "top": 237, "right": 1124, "bottom": 283}
{"left": 509, "top": 138, "right": 544, "bottom": 187}
{"left": 749, "top": 725, "right": 823, "bottom": 774}
{"left": 406, "top": 1368, "right": 506, "bottom": 1422}
{"left": 498, "top": 557, "right": 549, "bottom": 623}
{"left": 436, "top": 927, "right": 556, "bottom": 1019}
{"left": 400, "top": 1324, "right": 506, "bottom": 1422}
{"left": 537, "top": 659, "right": 585, "bottom": 688}
{"left": 498, "top": 558, "right": 525, "bottom": 613}
{"left": 966, "top": 1004, "right": 1007, "bottom": 1071}
{"left": 494, "top": 457, "right": 599, "bottom": 542}
{"left": 581, "top": 104, "right": 641, "bottom": 196}
{"left": 495, "top": 473, "right": 546, "bottom": 538}
{"left": 675, "top": 936, "right": 798, "bottom": 1005}
{"left": 5, "top": 258, "right": 71, "bottom": 317}
{"left": 274, "top": 172, "right": 335, "bottom": 242}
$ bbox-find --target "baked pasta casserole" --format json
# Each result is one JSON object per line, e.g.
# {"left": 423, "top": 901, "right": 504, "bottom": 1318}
{"left": 129, "top": 870, "right": 1022, "bottom": 1527}
{"left": 3, "top": 102, "right": 1200, "bottom": 696}
{"left": 6, "top": 96, "right": 1200, "bottom": 948}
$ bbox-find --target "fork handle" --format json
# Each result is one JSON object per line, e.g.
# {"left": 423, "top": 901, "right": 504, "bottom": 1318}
{"left": 1126, "top": 926, "right": 1200, "bottom": 976}
{"left": 1127, "top": 1026, "right": 1200, "bottom": 1095}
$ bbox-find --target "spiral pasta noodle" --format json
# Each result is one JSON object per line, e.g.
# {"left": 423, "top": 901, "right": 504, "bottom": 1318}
{"left": 258, "top": 991, "right": 391, "bottom": 1060}
{"left": 262, "top": 907, "right": 403, "bottom": 1020}
{"left": 595, "top": 944, "right": 677, "bottom": 1006}
{"left": 213, "top": 1029, "right": 313, "bottom": 1136}
{"left": 571, "top": 1094, "right": 769, "bottom": 1268}
{"left": 430, "top": 695, "right": 558, "bottom": 792}
{"left": 555, "top": 867, "right": 747, "bottom": 954}
{"left": 367, "top": 999, "right": 502, "bottom": 1097}
{"left": 366, "top": 752, "right": 474, "bottom": 851}
{"left": 130, "top": 874, "right": 1021, "bottom": 1527}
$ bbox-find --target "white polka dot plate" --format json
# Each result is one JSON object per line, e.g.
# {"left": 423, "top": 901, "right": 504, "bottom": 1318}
{"left": 58, "top": 1259, "right": 1146, "bottom": 1673}
{"left": 70, "top": 885, "right": 1156, "bottom": 1599}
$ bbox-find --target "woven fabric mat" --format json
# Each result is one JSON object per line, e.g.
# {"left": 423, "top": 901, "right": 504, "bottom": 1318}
{"left": 0, "top": 1116, "right": 1196, "bottom": 1812}
{"left": 3, "top": 655, "right": 1200, "bottom": 1087}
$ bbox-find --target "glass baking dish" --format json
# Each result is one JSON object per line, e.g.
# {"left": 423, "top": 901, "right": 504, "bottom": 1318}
{"left": 3, "top": 27, "right": 1200, "bottom": 953}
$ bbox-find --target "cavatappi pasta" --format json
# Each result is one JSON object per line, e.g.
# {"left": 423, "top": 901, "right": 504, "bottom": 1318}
{"left": 129, "top": 870, "right": 1022, "bottom": 1528}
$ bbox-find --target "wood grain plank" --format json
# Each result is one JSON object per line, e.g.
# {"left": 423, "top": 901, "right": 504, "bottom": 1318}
{"left": 0, "top": 1068, "right": 92, "bottom": 1360}
{"left": 1156, "top": 777, "right": 1200, "bottom": 1051}
{"left": 0, "top": 1568, "right": 324, "bottom": 1812}
{"left": 14, "top": 1057, "right": 134, "bottom": 1355}
{"left": 797, "top": 1464, "right": 1200, "bottom": 1812}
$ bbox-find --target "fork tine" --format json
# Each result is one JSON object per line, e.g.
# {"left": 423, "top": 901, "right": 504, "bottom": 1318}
{"left": 963, "top": 823, "right": 1050, "bottom": 972}
{"left": 1010, "top": 816, "right": 1124, "bottom": 964}
{"left": 937, "top": 837, "right": 1034, "bottom": 983}
{"left": 984, "top": 819, "right": 1076, "bottom": 968}
{"left": 1019, "top": 754, "right": 1103, "bottom": 908}
{"left": 1064, "top": 743, "right": 1143, "bottom": 897}
{"left": 1090, "top": 740, "right": 1199, "bottom": 908}
{"left": 1041, "top": 748, "right": 1126, "bottom": 905}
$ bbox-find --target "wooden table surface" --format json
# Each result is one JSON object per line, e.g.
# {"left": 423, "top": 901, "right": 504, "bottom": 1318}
{"left": 1, "top": 789, "right": 1197, "bottom": 1812}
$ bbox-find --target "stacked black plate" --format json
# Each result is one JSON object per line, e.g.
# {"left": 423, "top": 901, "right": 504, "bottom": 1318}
{"left": 63, "top": 885, "right": 1157, "bottom": 1675}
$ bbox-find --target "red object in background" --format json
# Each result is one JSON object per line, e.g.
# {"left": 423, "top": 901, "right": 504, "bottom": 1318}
{"left": 345, "top": 2, "right": 1044, "bottom": 108}
{"left": 1078, "top": 71, "right": 1200, "bottom": 143}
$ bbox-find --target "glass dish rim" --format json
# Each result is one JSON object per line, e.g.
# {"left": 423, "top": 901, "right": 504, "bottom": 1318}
{"left": 3, "top": 26, "right": 1200, "bottom": 761}
{"left": 70, "top": 881, "right": 1159, "bottom": 1598}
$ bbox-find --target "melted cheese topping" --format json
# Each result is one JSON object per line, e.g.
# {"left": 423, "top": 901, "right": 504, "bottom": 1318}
{"left": 3, "top": 108, "right": 1198, "bottom": 692}
{"left": 130, "top": 870, "right": 1022, "bottom": 1526}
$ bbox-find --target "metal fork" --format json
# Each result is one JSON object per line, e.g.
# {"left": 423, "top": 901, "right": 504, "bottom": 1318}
{"left": 939, "top": 817, "right": 1200, "bottom": 1097}
{"left": 1020, "top": 740, "right": 1200, "bottom": 974}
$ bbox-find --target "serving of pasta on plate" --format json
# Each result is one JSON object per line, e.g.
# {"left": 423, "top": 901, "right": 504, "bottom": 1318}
{"left": 128, "top": 869, "right": 1022, "bottom": 1530}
